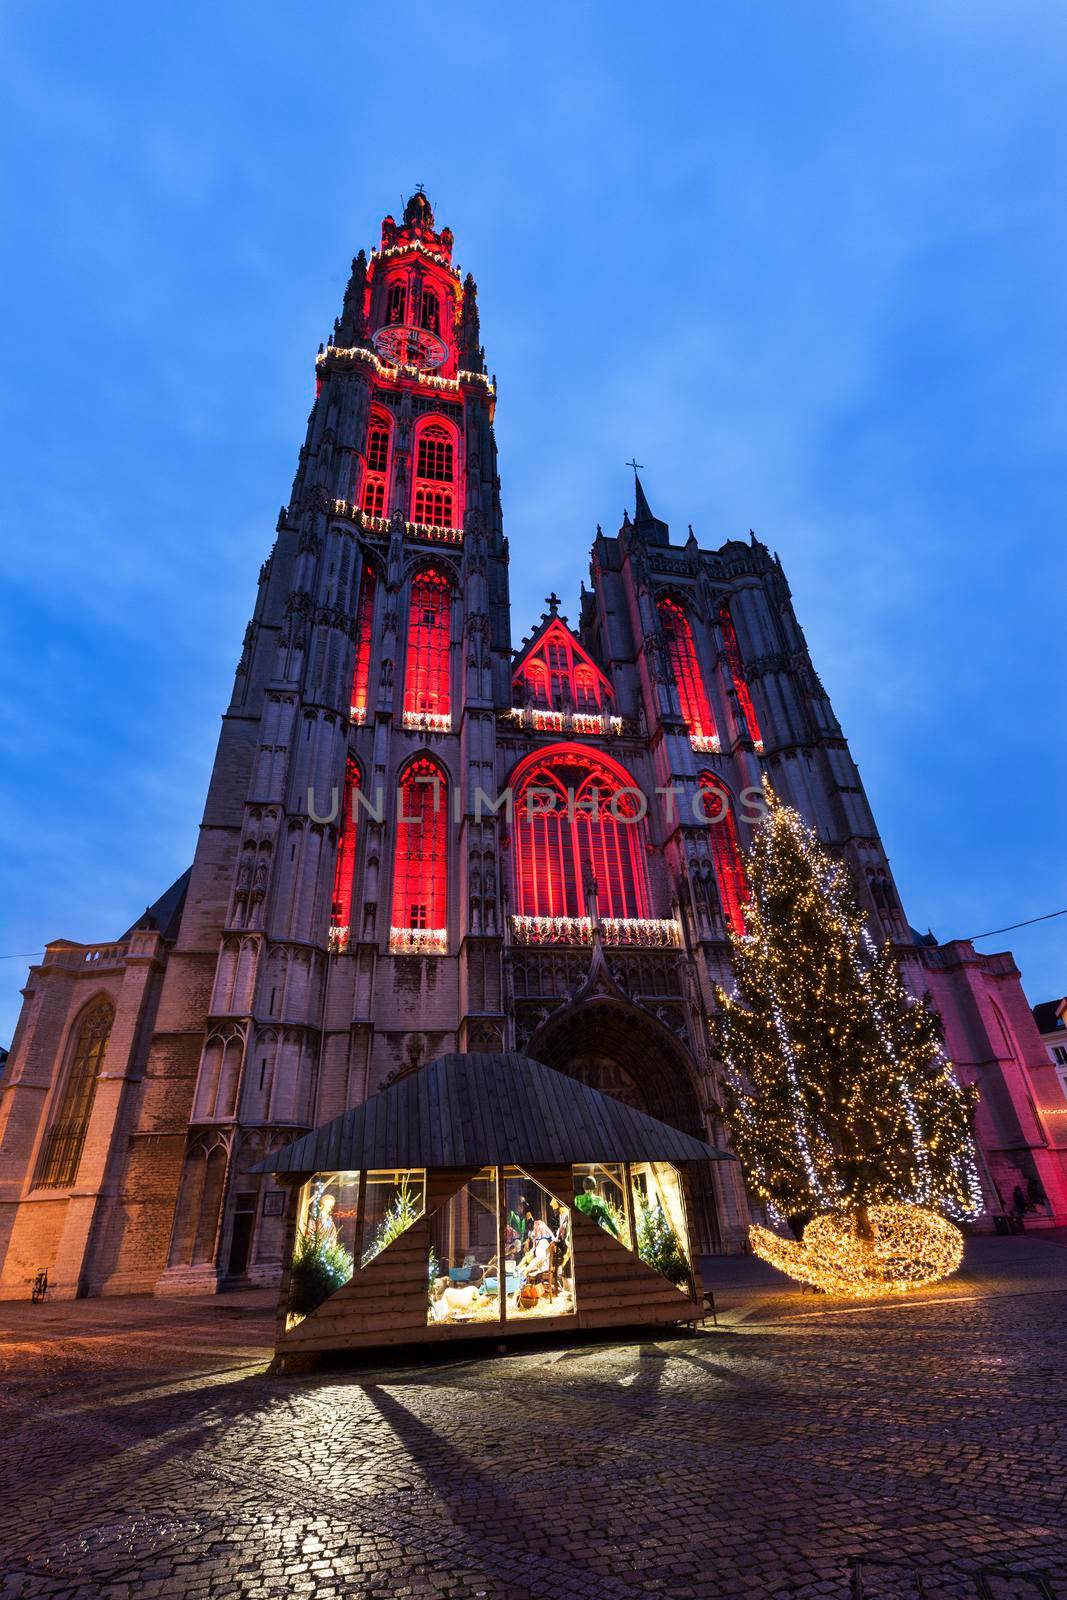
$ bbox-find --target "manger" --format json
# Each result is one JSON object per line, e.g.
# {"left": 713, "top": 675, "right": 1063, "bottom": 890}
{"left": 251, "top": 1051, "right": 732, "bottom": 1365}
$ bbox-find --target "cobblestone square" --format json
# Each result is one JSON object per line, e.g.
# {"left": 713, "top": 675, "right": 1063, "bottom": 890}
{"left": 2, "top": 1236, "right": 1066, "bottom": 1600}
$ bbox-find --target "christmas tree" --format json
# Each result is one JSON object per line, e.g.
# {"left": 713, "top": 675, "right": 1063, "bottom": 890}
{"left": 714, "top": 783, "right": 983, "bottom": 1251}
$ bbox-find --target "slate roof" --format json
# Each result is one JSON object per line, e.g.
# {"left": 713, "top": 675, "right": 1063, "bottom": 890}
{"left": 251, "top": 1051, "right": 730, "bottom": 1176}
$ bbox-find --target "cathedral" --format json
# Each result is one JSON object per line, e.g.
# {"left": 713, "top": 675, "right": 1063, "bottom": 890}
{"left": 2, "top": 191, "right": 1064, "bottom": 1299}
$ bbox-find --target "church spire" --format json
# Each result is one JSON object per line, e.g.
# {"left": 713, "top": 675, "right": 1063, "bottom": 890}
{"left": 629, "top": 473, "right": 670, "bottom": 546}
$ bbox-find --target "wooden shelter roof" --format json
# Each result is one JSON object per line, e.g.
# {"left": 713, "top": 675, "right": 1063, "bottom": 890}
{"left": 251, "top": 1051, "right": 730, "bottom": 1175}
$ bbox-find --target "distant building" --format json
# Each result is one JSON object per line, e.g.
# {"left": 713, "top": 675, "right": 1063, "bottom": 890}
{"left": 2, "top": 191, "right": 1065, "bottom": 1300}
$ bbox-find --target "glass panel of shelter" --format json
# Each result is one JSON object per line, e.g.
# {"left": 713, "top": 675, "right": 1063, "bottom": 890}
{"left": 428, "top": 1166, "right": 576, "bottom": 1327}
{"left": 287, "top": 1170, "right": 360, "bottom": 1324}
{"left": 361, "top": 1169, "right": 426, "bottom": 1268}
{"left": 286, "top": 1167, "right": 426, "bottom": 1327}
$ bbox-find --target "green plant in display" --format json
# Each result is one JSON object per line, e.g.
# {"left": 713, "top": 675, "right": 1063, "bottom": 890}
{"left": 634, "top": 1193, "right": 690, "bottom": 1287}
{"left": 288, "top": 1229, "right": 354, "bottom": 1317}
{"left": 364, "top": 1177, "right": 421, "bottom": 1264}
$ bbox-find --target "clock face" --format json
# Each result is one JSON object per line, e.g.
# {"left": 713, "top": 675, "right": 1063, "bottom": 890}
{"left": 372, "top": 324, "right": 448, "bottom": 373}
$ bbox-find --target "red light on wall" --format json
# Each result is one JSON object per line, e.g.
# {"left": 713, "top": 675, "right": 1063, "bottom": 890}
{"left": 697, "top": 772, "right": 748, "bottom": 936}
{"left": 392, "top": 756, "right": 448, "bottom": 933}
{"left": 350, "top": 564, "right": 377, "bottom": 721}
{"left": 719, "top": 605, "right": 762, "bottom": 746}
{"left": 404, "top": 569, "right": 451, "bottom": 722}
{"left": 513, "top": 754, "right": 650, "bottom": 921}
{"left": 330, "top": 759, "right": 361, "bottom": 941}
{"left": 658, "top": 598, "right": 715, "bottom": 741}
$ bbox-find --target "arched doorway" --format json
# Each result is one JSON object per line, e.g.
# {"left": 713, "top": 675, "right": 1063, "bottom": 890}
{"left": 529, "top": 996, "right": 723, "bottom": 1253}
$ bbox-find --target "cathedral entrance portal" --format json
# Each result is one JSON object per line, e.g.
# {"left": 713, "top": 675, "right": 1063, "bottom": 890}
{"left": 528, "top": 998, "right": 723, "bottom": 1253}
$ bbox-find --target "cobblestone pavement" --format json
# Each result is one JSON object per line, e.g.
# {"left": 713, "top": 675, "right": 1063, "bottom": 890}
{"left": 2, "top": 1236, "right": 1067, "bottom": 1600}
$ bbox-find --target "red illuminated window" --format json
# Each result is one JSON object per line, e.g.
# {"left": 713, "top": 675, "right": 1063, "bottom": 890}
{"left": 330, "top": 759, "right": 361, "bottom": 946}
{"left": 658, "top": 598, "right": 715, "bottom": 741}
{"left": 697, "top": 773, "right": 748, "bottom": 936}
{"left": 525, "top": 662, "right": 549, "bottom": 707}
{"left": 719, "top": 605, "right": 762, "bottom": 745}
{"left": 385, "top": 282, "right": 406, "bottom": 325}
{"left": 413, "top": 486, "right": 453, "bottom": 527}
{"left": 392, "top": 756, "right": 448, "bottom": 937}
{"left": 574, "top": 667, "right": 598, "bottom": 711}
{"left": 350, "top": 563, "right": 377, "bottom": 722}
{"left": 511, "top": 621, "right": 613, "bottom": 719}
{"left": 404, "top": 569, "right": 451, "bottom": 723}
{"left": 367, "top": 425, "right": 389, "bottom": 473}
{"left": 416, "top": 428, "right": 453, "bottom": 481}
{"left": 361, "top": 415, "right": 390, "bottom": 519}
{"left": 421, "top": 289, "right": 440, "bottom": 334}
{"left": 514, "top": 754, "right": 650, "bottom": 922}
{"left": 412, "top": 423, "right": 456, "bottom": 528}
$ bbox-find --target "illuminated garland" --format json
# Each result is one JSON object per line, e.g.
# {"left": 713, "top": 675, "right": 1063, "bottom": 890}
{"left": 509, "top": 914, "right": 681, "bottom": 948}
{"left": 402, "top": 710, "right": 452, "bottom": 734}
{"left": 389, "top": 926, "right": 447, "bottom": 955}
{"left": 317, "top": 344, "right": 493, "bottom": 395}
{"left": 505, "top": 707, "right": 624, "bottom": 737}
{"left": 690, "top": 733, "right": 721, "bottom": 754}
{"left": 331, "top": 500, "right": 464, "bottom": 545}
{"left": 328, "top": 925, "right": 350, "bottom": 953}
{"left": 750, "top": 1203, "right": 964, "bottom": 1296}
{"left": 371, "top": 240, "right": 457, "bottom": 272}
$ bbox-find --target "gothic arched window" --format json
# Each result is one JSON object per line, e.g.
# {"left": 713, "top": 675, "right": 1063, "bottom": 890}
{"left": 513, "top": 751, "right": 650, "bottom": 923}
{"left": 421, "top": 288, "right": 440, "bottom": 334}
{"left": 361, "top": 414, "right": 391, "bottom": 520}
{"left": 696, "top": 773, "right": 748, "bottom": 936}
{"left": 524, "top": 661, "right": 549, "bottom": 708}
{"left": 330, "top": 758, "right": 361, "bottom": 950}
{"left": 658, "top": 597, "right": 715, "bottom": 744}
{"left": 412, "top": 422, "right": 455, "bottom": 528}
{"left": 718, "top": 603, "right": 762, "bottom": 747}
{"left": 349, "top": 562, "right": 377, "bottom": 724}
{"left": 385, "top": 281, "right": 406, "bottom": 326}
{"left": 403, "top": 568, "right": 451, "bottom": 729}
{"left": 34, "top": 999, "right": 114, "bottom": 1188}
{"left": 574, "top": 665, "right": 598, "bottom": 711}
{"left": 391, "top": 756, "right": 448, "bottom": 951}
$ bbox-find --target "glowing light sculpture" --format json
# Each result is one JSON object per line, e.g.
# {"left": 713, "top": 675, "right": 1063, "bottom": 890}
{"left": 750, "top": 1203, "right": 964, "bottom": 1296}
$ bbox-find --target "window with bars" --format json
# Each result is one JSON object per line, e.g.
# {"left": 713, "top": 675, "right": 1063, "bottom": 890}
{"left": 718, "top": 604, "right": 762, "bottom": 745}
{"left": 413, "top": 486, "right": 453, "bottom": 527}
{"left": 385, "top": 282, "right": 406, "bottom": 325}
{"left": 350, "top": 563, "right": 377, "bottom": 721}
{"left": 513, "top": 758, "right": 650, "bottom": 922}
{"left": 404, "top": 569, "right": 451, "bottom": 720}
{"left": 367, "top": 424, "right": 389, "bottom": 473}
{"left": 416, "top": 428, "right": 453, "bottom": 482}
{"left": 34, "top": 1000, "right": 114, "bottom": 1189}
{"left": 330, "top": 759, "right": 361, "bottom": 946}
{"left": 697, "top": 773, "right": 748, "bottom": 936}
{"left": 511, "top": 622, "right": 611, "bottom": 717}
{"left": 392, "top": 757, "right": 448, "bottom": 934}
{"left": 574, "top": 667, "right": 598, "bottom": 711}
{"left": 421, "top": 289, "right": 440, "bottom": 334}
{"left": 658, "top": 598, "right": 715, "bottom": 741}
{"left": 362, "top": 477, "right": 386, "bottom": 518}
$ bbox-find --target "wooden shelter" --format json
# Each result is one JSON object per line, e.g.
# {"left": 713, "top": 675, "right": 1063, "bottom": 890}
{"left": 253, "top": 1051, "right": 731, "bottom": 1364}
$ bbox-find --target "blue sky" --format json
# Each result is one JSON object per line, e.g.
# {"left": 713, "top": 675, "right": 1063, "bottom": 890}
{"left": 1, "top": 1, "right": 1065, "bottom": 1046}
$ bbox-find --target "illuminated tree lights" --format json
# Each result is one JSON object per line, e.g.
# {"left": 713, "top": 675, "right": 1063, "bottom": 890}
{"left": 714, "top": 782, "right": 982, "bottom": 1294}
{"left": 750, "top": 1203, "right": 964, "bottom": 1296}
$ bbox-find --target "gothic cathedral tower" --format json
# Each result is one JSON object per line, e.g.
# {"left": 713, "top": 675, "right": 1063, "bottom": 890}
{"left": 1, "top": 190, "right": 1062, "bottom": 1300}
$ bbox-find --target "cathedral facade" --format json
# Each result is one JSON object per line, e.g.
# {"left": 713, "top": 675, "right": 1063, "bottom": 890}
{"left": 2, "top": 192, "right": 1064, "bottom": 1299}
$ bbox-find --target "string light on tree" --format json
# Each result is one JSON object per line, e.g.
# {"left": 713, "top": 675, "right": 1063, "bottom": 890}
{"left": 713, "top": 780, "right": 982, "bottom": 1295}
